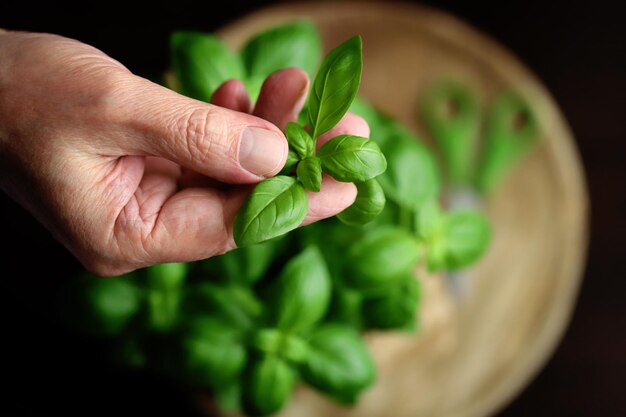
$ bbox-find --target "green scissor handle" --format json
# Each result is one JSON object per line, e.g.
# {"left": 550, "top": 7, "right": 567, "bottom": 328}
{"left": 476, "top": 92, "right": 539, "bottom": 195}
{"left": 422, "top": 81, "right": 480, "bottom": 186}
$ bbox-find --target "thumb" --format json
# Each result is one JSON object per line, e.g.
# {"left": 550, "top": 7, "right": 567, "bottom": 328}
{"left": 117, "top": 76, "right": 287, "bottom": 184}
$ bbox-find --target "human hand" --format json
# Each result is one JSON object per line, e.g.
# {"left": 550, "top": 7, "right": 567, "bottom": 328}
{"left": 0, "top": 31, "right": 364, "bottom": 275}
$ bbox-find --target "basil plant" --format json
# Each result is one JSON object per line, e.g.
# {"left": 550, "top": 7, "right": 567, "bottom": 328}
{"left": 64, "top": 21, "right": 492, "bottom": 417}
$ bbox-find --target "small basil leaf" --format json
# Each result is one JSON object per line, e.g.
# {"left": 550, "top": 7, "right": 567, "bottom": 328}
{"left": 308, "top": 36, "right": 363, "bottom": 138}
{"left": 286, "top": 122, "right": 315, "bottom": 158}
{"left": 378, "top": 132, "right": 440, "bottom": 210}
{"left": 170, "top": 32, "right": 243, "bottom": 102}
{"left": 242, "top": 354, "right": 296, "bottom": 416}
{"left": 328, "top": 288, "right": 364, "bottom": 329}
{"left": 241, "top": 21, "right": 321, "bottom": 79}
{"left": 443, "top": 211, "right": 491, "bottom": 270}
{"left": 251, "top": 329, "right": 309, "bottom": 364}
{"left": 280, "top": 149, "right": 300, "bottom": 175}
{"left": 318, "top": 135, "right": 387, "bottom": 182}
{"left": 347, "top": 226, "right": 421, "bottom": 293}
{"left": 296, "top": 157, "right": 322, "bottom": 192}
{"left": 363, "top": 273, "right": 421, "bottom": 330}
{"left": 187, "top": 283, "right": 261, "bottom": 330}
{"left": 272, "top": 246, "right": 331, "bottom": 332}
{"left": 300, "top": 323, "right": 375, "bottom": 404}
{"left": 214, "top": 382, "right": 242, "bottom": 413}
{"left": 234, "top": 176, "right": 308, "bottom": 247}
{"left": 146, "top": 262, "right": 187, "bottom": 289}
{"left": 146, "top": 263, "right": 187, "bottom": 332}
{"left": 337, "top": 179, "right": 386, "bottom": 226}
{"left": 78, "top": 274, "right": 140, "bottom": 336}
{"left": 213, "top": 241, "right": 277, "bottom": 284}
{"left": 414, "top": 199, "right": 444, "bottom": 241}
{"left": 182, "top": 316, "right": 247, "bottom": 389}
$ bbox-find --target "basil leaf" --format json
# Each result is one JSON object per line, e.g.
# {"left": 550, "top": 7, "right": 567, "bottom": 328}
{"left": 272, "top": 246, "right": 331, "bottom": 333}
{"left": 79, "top": 274, "right": 140, "bottom": 336}
{"left": 378, "top": 132, "right": 440, "bottom": 210}
{"left": 280, "top": 149, "right": 300, "bottom": 175}
{"left": 443, "top": 211, "right": 491, "bottom": 270}
{"left": 328, "top": 288, "right": 364, "bottom": 329}
{"left": 241, "top": 21, "right": 321, "bottom": 79}
{"left": 214, "top": 382, "right": 241, "bottom": 413}
{"left": 182, "top": 316, "right": 247, "bottom": 389}
{"left": 234, "top": 176, "right": 308, "bottom": 247}
{"left": 318, "top": 135, "right": 387, "bottom": 182}
{"left": 146, "top": 262, "right": 187, "bottom": 289}
{"left": 296, "top": 156, "right": 322, "bottom": 192}
{"left": 187, "top": 283, "right": 262, "bottom": 330}
{"left": 243, "top": 74, "right": 265, "bottom": 103}
{"left": 213, "top": 241, "right": 277, "bottom": 284}
{"left": 347, "top": 226, "right": 421, "bottom": 293}
{"left": 337, "top": 179, "right": 386, "bottom": 226}
{"left": 308, "top": 36, "right": 363, "bottom": 138}
{"left": 251, "top": 329, "right": 309, "bottom": 364}
{"left": 300, "top": 323, "right": 375, "bottom": 404}
{"left": 242, "top": 354, "right": 296, "bottom": 416}
{"left": 414, "top": 199, "right": 444, "bottom": 241}
{"left": 170, "top": 32, "right": 243, "bottom": 102}
{"left": 363, "top": 273, "right": 421, "bottom": 330}
{"left": 286, "top": 122, "right": 315, "bottom": 158}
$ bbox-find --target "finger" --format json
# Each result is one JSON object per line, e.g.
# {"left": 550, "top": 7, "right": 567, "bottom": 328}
{"left": 253, "top": 68, "right": 309, "bottom": 130}
{"left": 117, "top": 76, "right": 288, "bottom": 184}
{"left": 124, "top": 186, "right": 249, "bottom": 264}
{"left": 302, "top": 175, "right": 357, "bottom": 225}
{"left": 316, "top": 112, "right": 370, "bottom": 151}
{"left": 179, "top": 79, "right": 253, "bottom": 189}
{"left": 211, "top": 79, "right": 252, "bottom": 113}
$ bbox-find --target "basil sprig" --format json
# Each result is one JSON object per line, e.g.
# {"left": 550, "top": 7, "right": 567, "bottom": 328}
{"left": 234, "top": 35, "right": 387, "bottom": 247}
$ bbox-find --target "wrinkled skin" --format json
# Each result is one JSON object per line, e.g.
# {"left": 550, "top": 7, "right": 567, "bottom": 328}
{"left": 0, "top": 31, "right": 368, "bottom": 276}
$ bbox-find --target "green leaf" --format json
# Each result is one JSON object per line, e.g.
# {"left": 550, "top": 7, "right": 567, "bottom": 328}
{"left": 182, "top": 316, "right": 247, "bottom": 389}
{"left": 241, "top": 21, "right": 322, "bottom": 79}
{"left": 308, "top": 36, "right": 363, "bottom": 138}
{"left": 214, "top": 382, "right": 242, "bottom": 413}
{"left": 378, "top": 132, "right": 440, "bottom": 210}
{"left": 234, "top": 176, "right": 308, "bottom": 246}
{"left": 328, "top": 288, "right": 364, "bottom": 329}
{"left": 213, "top": 241, "right": 277, "bottom": 284}
{"left": 280, "top": 149, "right": 300, "bottom": 175}
{"left": 170, "top": 31, "right": 243, "bottom": 102}
{"left": 272, "top": 246, "right": 331, "bottom": 333}
{"left": 243, "top": 354, "right": 296, "bottom": 416}
{"left": 146, "top": 262, "right": 187, "bottom": 289}
{"left": 300, "top": 323, "right": 375, "bottom": 404}
{"left": 318, "top": 135, "right": 387, "bottom": 182}
{"left": 443, "top": 211, "right": 491, "bottom": 270}
{"left": 243, "top": 74, "right": 265, "bottom": 103}
{"left": 82, "top": 274, "right": 140, "bottom": 336}
{"left": 188, "top": 283, "right": 262, "bottom": 330}
{"left": 337, "top": 179, "right": 386, "bottom": 226}
{"left": 363, "top": 273, "right": 421, "bottom": 330}
{"left": 297, "top": 156, "right": 322, "bottom": 192}
{"left": 347, "top": 226, "right": 421, "bottom": 293}
{"left": 286, "top": 122, "right": 315, "bottom": 158}
{"left": 251, "top": 329, "right": 310, "bottom": 364}
{"left": 414, "top": 199, "right": 444, "bottom": 241}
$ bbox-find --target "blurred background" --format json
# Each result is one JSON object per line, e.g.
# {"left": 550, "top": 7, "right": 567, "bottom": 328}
{"left": 0, "top": 0, "right": 624, "bottom": 416}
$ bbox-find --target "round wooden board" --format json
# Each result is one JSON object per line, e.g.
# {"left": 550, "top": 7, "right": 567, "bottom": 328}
{"left": 216, "top": 2, "right": 589, "bottom": 417}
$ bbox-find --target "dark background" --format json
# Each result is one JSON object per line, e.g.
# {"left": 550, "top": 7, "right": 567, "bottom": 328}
{"left": 1, "top": 1, "right": 624, "bottom": 416}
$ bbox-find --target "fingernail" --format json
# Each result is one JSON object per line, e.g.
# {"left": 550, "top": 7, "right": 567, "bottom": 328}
{"left": 239, "top": 127, "right": 286, "bottom": 176}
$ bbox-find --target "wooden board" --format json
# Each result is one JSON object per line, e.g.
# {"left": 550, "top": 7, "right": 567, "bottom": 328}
{"left": 215, "top": 2, "right": 589, "bottom": 417}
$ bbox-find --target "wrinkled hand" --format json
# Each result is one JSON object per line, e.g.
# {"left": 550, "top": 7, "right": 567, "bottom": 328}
{"left": 0, "top": 31, "right": 365, "bottom": 275}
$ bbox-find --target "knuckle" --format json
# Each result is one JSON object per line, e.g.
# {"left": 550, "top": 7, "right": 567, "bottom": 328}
{"left": 177, "top": 106, "right": 235, "bottom": 165}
